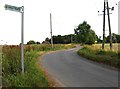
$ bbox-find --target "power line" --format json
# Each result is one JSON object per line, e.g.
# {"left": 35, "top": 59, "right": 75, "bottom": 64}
{"left": 52, "top": 15, "right": 64, "bottom": 32}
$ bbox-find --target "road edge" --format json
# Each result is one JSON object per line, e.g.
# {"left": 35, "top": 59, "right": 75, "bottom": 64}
{"left": 37, "top": 49, "right": 72, "bottom": 87}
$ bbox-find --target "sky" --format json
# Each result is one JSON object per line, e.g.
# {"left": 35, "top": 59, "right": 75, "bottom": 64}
{"left": 0, "top": 0, "right": 119, "bottom": 45}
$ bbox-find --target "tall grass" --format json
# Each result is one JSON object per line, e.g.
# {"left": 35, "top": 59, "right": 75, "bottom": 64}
{"left": 2, "top": 45, "right": 49, "bottom": 88}
{"left": 2, "top": 44, "right": 75, "bottom": 88}
{"left": 25, "top": 44, "right": 75, "bottom": 52}
{"left": 89, "top": 43, "right": 119, "bottom": 52}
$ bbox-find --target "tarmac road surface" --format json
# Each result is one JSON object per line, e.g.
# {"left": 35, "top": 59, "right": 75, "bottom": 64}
{"left": 41, "top": 46, "right": 118, "bottom": 87}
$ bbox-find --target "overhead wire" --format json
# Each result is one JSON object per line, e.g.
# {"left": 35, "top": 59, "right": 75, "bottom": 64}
{"left": 93, "top": 0, "right": 99, "bottom": 12}
{"left": 51, "top": 14, "right": 65, "bottom": 35}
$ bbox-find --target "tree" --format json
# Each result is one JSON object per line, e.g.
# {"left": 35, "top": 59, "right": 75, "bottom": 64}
{"left": 63, "top": 35, "right": 71, "bottom": 44}
{"left": 49, "top": 34, "right": 75, "bottom": 44}
{"left": 53, "top": 35, "right": 64, "bottom": 44}
{"left": 96, "top": 36, "right": 102, "bottom": 43}
{"left": 106, "top": 33, "right": 120, "bottom": 43}
{"left": 45, "top": 37, "right": 50, "bottom": 42}
{"left": 27, "top": 40, "right": 36, "bottom": 45}
{"left": 42, "top": 37, "right": 50, "bottom": 44}
{"left": 36, "top": 41, "right": 40, "bottom": 44}
{"left": 85, "top": 30, "right": 97, "bottom": 45}
{"left": 115, "top": 34, "right": 120, "bottom": 43}
{"left": 74, "top": 21, "right": 97, "bottom": 44}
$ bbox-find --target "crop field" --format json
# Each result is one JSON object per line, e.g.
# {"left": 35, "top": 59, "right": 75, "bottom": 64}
{"left": 85, "top": 43, "right": 119, "bottom": 52}
{"left": 2, "top": 44, "right": 75, "bottom": 88}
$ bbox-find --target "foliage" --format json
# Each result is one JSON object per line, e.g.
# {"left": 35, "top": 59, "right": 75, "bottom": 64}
{"left": 36, "top": 41, "right": 40, "bottom": 44}
{"left": 77, "top": 44, "right": 119, "bottom": 68}
{"left": 2, "top": 45, "right": 49, "bottom": 87}
{"left": 96, "top": 36, "right": 102, "bottom": 43}
{"left": 45, "top": 34, "right": 76, "bottom": 44}
{"left": 42, "top": 37, "right": 50, "bottom": 44}
{"left": 2, "top": 44, "right": 76, "bottom": 87}
{"left": 74, "top": 21, "right": 97, "bottom": 44}
{"left": 52, "top": 35, "right": 71, "bottom": 44}
{"left": 27, "top": 40, "right": 41, "bottom": 45}
{"left": 106, "top": 33, "right": 120, "bottom": 43}
{"left": 85, "top": 30, "right": 97, "bottom": 44}
{"left": 27, "top": 40, "right": 36, "bottom": 45}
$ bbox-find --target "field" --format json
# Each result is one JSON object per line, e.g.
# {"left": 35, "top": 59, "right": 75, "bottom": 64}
{"left": 2, "top": 44, "right": 75, "bottom": 88}
{"left": 77, "top": 43, "right": 119, "bottom": 68}
{"left": 88, "top": 43, "right": 119, "bottom": 52}
{"left": 2, "top": 43, "right": 119, "bottom": 87}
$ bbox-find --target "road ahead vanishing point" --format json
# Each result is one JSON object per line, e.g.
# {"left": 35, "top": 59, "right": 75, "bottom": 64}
{"left": 41, "top": 46, "right": 118, "bottom": 87}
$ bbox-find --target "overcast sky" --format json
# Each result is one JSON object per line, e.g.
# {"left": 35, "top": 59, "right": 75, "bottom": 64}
{"left": 0, "top": 0, "right": 119, "bottom": 45}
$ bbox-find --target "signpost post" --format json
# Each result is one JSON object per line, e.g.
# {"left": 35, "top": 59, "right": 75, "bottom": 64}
{"left": 4, "top": 4, "right": 24, "bottom": 76}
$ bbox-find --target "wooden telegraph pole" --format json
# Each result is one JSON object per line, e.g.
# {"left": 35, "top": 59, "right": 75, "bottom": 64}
{"left": 99, "top": 0, "right": 114, "bottom": 50}
{"left": 102, "top": 0, "right": 106, "bottom": 50}
{"left": 106, "top": 0, "right": 112, "bottom": 50}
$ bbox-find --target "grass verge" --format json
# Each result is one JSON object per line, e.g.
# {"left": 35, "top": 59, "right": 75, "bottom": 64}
{"left": 2, "top": 44, "right": 75, "bottom": 88}
{"left": 77, "top": 44, "right": 119, "bottom": 69}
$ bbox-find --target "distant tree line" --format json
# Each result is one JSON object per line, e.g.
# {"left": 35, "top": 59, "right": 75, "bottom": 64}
{"left": 105, "top": 33, "right": 120, "bottom": 43}
{"left": 41, "top": 35, "right": 74, "bottom": 44}
{"left": 26, "top": 21, "right": 120, "bottom": 45}
{"left": 52, "top": 35, "right": 74, "bottom": 44}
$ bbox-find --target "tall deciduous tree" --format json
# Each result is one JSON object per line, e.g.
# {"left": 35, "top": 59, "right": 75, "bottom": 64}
{"left": 74, "top": 21, "right": 97, "bottom": 44}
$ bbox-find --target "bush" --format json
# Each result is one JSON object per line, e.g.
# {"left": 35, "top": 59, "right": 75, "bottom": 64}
{"left": 27, "top": 40, "right": 36, "bottom": 45}
{"left": 77, "top": 47, "right": 119, "bottom": 68}
{"left": 96, "top": 50, "right": 106, "bottom": 55}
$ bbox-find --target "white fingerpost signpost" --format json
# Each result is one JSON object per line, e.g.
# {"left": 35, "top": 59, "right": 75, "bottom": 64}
{"left": 4, "top": 4, "right": 24, "bottom": 76}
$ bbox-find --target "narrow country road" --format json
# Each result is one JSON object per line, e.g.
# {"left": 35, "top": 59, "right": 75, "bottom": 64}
{"left": 41, "top": 46, "right": 118, "bottom": 87}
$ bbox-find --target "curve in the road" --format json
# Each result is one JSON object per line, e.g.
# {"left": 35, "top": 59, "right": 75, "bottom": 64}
{"left": 41, "top": 46, "right": 118, "bottom": 87}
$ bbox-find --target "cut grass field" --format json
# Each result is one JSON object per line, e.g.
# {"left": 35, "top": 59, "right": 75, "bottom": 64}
{"left": 2, "top": 44, "right": 76, "bottom": 88}
{"left": 77, "top": 43, "right": 119, "bottom": 68}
